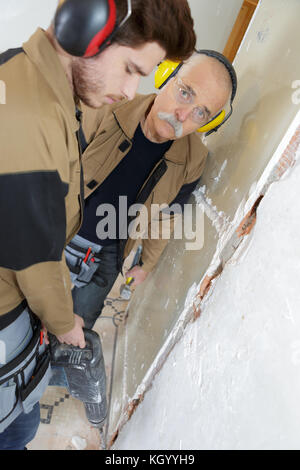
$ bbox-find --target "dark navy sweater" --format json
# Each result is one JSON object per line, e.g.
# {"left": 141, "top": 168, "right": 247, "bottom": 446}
{"left": 79, "top": 124, "right": 172, "bottom": 245}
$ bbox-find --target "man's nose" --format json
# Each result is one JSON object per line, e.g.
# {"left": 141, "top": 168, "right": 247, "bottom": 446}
{"left": 122, "top": 75, "right": 141, "bottom": 101}
{"left": 175, "top": 107, "right": 192, "bottom": 123}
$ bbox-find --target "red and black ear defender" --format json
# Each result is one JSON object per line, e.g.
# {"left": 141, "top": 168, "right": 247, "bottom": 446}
{"left": 155, "top": 50, "right": 237, "bottom": 136}
{"left": 54, "top": 0, "right": 132, "bottom": 58}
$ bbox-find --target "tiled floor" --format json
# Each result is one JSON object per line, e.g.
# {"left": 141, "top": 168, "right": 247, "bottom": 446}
{"left": 27, "top": 270, "right": 131, "bottom": 451}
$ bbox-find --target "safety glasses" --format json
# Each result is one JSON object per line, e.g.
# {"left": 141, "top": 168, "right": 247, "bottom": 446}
{"left": 172, "top": 77, "right": 210, "bottom": 126}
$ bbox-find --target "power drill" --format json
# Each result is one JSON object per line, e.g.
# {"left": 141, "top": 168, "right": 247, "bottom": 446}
{"left": 49, "top": 329, "right": 107, "bottom": 429}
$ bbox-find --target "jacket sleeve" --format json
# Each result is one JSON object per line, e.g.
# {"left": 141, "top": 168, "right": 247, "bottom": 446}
{"left": 16, "top": 256, "right": 75, "bottom": 335}
{"left": 141, "top": 181, "right": 199, "bottom": 273}
{"left": 0, "top": 88, "right": 81, "bottom": 334}
{"left": 0, "top": 167, "right": 75, "bottom": 335}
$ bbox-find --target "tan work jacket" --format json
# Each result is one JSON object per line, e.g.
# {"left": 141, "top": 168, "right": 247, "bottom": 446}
{"left": 0, "top": 29, "right": 83, "bottom": 335}
{"left": 81, "top": 94, "right": 208, "bottom": 272}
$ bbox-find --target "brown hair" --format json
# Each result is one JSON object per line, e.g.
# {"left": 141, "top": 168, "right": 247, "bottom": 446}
{"left": 112, "top": 0, "right": 196, "bottom": 62}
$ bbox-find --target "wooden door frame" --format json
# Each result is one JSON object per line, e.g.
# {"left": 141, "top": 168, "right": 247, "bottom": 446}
{"left": 223, "top": 0, "right": 259, "bottom": 62}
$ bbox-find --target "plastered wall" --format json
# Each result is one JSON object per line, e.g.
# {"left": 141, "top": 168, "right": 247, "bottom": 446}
{"left": 0, "top": 0, "right": 58, "bottom": 52}
{"left": 109, "top": 0, "right": 300, "bottom": 448}
{"left": 114, "top": 127, "right": 300, "bottom": 449}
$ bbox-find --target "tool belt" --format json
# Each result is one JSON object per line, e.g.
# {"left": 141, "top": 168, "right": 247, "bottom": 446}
{"left": 65, "top": 234, "right": 103, "bottom": 288}
{"left": 0, "top": 306, "right": 51, "bottom": 433}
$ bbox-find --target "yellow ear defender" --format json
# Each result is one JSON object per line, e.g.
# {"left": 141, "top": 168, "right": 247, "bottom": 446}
{"left": 197, "top": 109, "right": 226, "bottom": 133}
{"left": 154, "top": 60, "right": 183, "bottom": 90}
{"left": 154, "top": 51, "right": 237, "bottom": 136}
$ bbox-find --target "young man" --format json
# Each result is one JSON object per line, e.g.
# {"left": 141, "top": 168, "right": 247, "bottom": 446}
{"left": 66, "top": 51, "right": 237, "bottom": 329}
{"left": 0, "top": 0, "right": 196, "bottom": 450}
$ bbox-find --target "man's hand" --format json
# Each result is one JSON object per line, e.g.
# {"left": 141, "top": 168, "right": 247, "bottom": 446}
{"left": 42, "top": 314, "right": 86, "bottom": 348}
{"left": 126, "top": 266, "right": 149, "bottom": 288}
{"left": 56, "top": 314, "right": 86, "bottom": 348}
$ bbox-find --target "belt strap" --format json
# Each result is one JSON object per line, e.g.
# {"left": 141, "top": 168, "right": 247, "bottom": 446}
{"left": 0, "top": 300, "right": 28, "bottom": 331}
{"left": 0, "top": 317, "right": 41, "bottom": 382}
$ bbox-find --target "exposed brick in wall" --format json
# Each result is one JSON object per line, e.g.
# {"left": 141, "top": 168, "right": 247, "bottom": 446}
{"left": 274, "top": 126, "right": 300, "bottom": 179}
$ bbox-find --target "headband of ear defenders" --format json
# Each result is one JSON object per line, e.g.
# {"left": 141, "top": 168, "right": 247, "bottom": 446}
{"left": 54, "top": 0, "right": 132, "bottom": 58}
{"left": 155, "top": 50, "right": 237, "bottom": 136}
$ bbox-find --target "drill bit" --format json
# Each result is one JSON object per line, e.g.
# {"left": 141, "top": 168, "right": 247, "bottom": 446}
{"left": 98, "top": 426, "right": 107, "bottom": 450}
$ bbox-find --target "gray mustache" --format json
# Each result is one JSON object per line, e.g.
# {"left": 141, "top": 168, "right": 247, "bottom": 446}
{"left": 157, "top": 112, "right": 183, "bottom": 138}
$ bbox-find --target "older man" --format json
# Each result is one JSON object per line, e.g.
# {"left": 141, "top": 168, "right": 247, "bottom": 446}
{"left": 65, "top": 50, "right": 237, "bottom": 330}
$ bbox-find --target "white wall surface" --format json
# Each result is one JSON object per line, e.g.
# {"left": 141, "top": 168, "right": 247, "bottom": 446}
{"left": 189, "top": 0, "right": 244, "bottom": 52}
{"left": 114, "top": 135, "right": 300, "bottom": 450}
{"left": 0, "top": 0, "right": 58, "bottom": 51}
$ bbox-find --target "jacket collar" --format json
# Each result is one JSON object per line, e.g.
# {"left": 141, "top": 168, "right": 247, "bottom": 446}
{"left": 113, "top": 93, "right": 156, "bottom": 139}
{"left": 113, "top": 93, "right": 203, "bottom": 165}
{"left": 22, "top": 28, "right": 79, "bottom": 133}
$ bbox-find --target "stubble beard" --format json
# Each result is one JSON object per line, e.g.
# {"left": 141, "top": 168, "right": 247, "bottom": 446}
{"left": 71, "top": 57, "right": 105, "bottom": 108}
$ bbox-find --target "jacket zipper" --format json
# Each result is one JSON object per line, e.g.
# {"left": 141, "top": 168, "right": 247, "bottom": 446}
{"left": 75, "top": 108, "right": 85, "bottom": 230}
